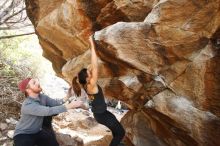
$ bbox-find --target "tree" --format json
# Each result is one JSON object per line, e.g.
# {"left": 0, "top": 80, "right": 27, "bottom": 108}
{"left": 0, "top": 0, "right": 35, "bottom": 39}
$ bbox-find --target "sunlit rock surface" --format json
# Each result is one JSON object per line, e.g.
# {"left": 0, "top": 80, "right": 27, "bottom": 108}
{"left": 25, "top": 0, "right": 220, "bottom": 145}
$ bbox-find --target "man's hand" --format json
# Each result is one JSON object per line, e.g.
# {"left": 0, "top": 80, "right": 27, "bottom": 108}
{"left": 65, "top": 99, "right": 83, "bottom": 110}
{"left": 80, "top": 104, "right": 89, "bottom": 110}
{"left": 63, "top": 87, "right": 74, "bottom": 103}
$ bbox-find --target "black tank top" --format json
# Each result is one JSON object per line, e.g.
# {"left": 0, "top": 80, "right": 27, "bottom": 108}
{"left": 86, "top": 85, "right": 107, "bottom": 113}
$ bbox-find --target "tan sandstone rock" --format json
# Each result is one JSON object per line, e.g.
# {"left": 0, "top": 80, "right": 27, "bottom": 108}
{"left": 25, "top": 0, "right": 220, "bottom": 145}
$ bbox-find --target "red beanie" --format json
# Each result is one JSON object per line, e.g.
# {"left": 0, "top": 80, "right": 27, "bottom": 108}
{"left": 18, "top": 78, "right": 32, "bottom": 92}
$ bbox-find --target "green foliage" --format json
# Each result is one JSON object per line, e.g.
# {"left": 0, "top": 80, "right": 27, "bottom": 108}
{"left": 0, "top": 30, "right": 51, "bottom": 79}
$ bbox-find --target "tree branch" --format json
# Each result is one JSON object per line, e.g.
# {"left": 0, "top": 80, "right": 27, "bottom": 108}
{"left": 0, "top": 32, "right": 35, "bottom": 39}
{"left": 0, "top": 24, "right": 32, "bottom": 30}
{"left": 0, "top": 0, "right": 9, "bottom": 11}
{"left": 0, "top": 0, "right": 14, "bottom": 20}
{"left": 0, "top": 8, "right": 26, "bottom": 25}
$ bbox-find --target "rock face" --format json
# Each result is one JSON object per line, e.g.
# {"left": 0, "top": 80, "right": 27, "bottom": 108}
{"left": 25, "top": 0, "right": 220, "bottom": 146}
{"left": 56, "top": 133, "right": 83, "bottom": 146}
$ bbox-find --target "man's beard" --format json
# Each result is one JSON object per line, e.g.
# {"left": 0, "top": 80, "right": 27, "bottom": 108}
{"left": 33, "top": 87, "right": 42, "bottom": 94}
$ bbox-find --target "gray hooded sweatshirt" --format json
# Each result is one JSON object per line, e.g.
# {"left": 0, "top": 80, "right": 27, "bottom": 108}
{"left": 14, "top": 94, "right": 66, "bottom": 137}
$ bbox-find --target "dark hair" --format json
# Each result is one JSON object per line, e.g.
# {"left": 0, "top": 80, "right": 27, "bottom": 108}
{"left": 71, "top": 77, "right": 81, "bottom": 97}
{"left": 78, "top": 68, "right": 88, "bottom": 85}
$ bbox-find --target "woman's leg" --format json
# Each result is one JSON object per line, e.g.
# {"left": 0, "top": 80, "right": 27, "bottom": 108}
{"left": 94, "top": 111, "right": 125, "bottom": 146}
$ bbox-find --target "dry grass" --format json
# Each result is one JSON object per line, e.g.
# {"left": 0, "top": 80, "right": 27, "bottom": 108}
{"left": 0, "top": 61, "right": 25, "bottom": 121}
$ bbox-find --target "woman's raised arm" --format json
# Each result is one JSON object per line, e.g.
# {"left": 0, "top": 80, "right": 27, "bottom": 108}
{"left": 88, "top": 35, "right": 98, "bottom": 86}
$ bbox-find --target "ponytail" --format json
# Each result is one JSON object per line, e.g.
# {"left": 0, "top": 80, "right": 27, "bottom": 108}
{"left": 72, "top": 76, "right": 81, "bottom": 97}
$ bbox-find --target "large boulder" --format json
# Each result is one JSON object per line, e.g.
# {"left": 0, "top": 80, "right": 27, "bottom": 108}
{"left": 25, "top": 0, "right": 220, "bottom": 145}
